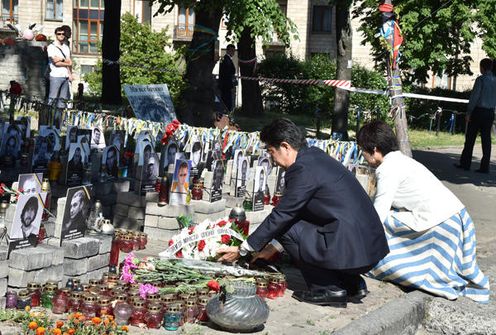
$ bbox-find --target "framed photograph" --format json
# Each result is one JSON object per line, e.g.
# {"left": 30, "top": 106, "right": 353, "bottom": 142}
{"left": 252, "top": 166, "right": 266, "bottom": 211}
{"left": 258, "top": 155, "right": 272, "bottom": 176}
{"left": 32, "top": 136, "right": 51, "bottom": 172}
{"left": 235, "top": 156, "right": 248, "bottom": 198}
{"left": 169, "top": 159, "right": 191, "bottom": 205}
{"left": 77, "top": 131, "right": 91, "bottom": 164}
{"left": 39, "top": 126, "right": 61, "bottom": 153}
{"left": 17, "top": 173, "right": 43, "bottom": 195}
{"left": 2, "top": 123, "right": 22, "bottom": 159}
{"left": 65, "top": 126, "right": 78, "bottom": 150}
{"left": 275, "top": 168, "right": 286, "bottom": 195}
{"left": 60, "top": 185, "right": 92, "bottom": 244}
{"left": 16, "top": 116, "right": 31, "bottom": 140}
{"left": 109, "top": 130, "right": 125, "bottom": 153}
{"left": 8, "top": 192, "right": 47, "bottom": 256}
{"left": 231, "top": 149, "right": 244, "bottom": 185}
{"left": 66, "top": 143, "right": 85, "bottom": 186}
{"left": 160, "top": 141, "right": 178, "bottom": 176}
{"left": 102, "top": 145, "right": 119, "bottom": 178}
{"left": 138, "top": 141, "right": 154, "bottom": 167}
{"left": 124, "top": 84, "right": 176, "bottom": 123}
{"left": 210, "top": 159, "right": 224, "bottom": 202}
{"left": 91, "top": 126, "right": 106, "bottom": 150}
{"left": 139, "top": 153, "right": 159, "bottom": 193}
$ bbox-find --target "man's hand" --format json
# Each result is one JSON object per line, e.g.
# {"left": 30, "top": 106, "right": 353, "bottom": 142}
{"left": 216, "top": 246, "right": 241, "bottom": 263}
{"left": 68, "top": 72, "right": 74, "bottom": 82}
{"left": 251, "top": 244, "right": 279, "bottom": 264}
{"left": 52, "top": 56, "right": 64, "bottom": 63}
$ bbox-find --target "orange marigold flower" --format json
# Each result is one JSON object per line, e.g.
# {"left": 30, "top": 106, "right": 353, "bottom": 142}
{"left": 36, "top": 327, "right": 46, "bottom": 335}
{"left": 25, "top": 306, "right": 31, "bottom": 312}
{"left": 73, "top": 312, "right": 83, "bottom": 319}
{"left": 121, "top": 325, "right": 129, "bottom": 332}
{"left": 68, "top": 329, "right": 75, "bottom": 335}
{"left": 91, "top": 316, "right": 102, "bottom": 325}
{"left": 28, "top": 321, "right": 38, "bottom": 330}
{"left": 52, "top": 329, "right": 62, "bottom": 335}
{"left": 56, "top": 321, "right": 64, "bottom": 328}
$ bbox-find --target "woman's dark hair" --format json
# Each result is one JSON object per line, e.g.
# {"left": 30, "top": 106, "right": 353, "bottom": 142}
{"left": 357, "top": 121, "right": 399, "bottom": 155}
{"left": 22, "top": 196, "right": 39, "bottom": 221}
{"left": 260, "top": 118, "right": 307, "bottom": 150}
{"left": 192, "top": 142, "right": 202, "bottom": 152}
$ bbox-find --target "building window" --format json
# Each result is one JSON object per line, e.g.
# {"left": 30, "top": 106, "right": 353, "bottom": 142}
{"left": 278, "top": 0, "right": 287, "bottom": 16}
{"left": 175, "top": 6, "right": 194, "bottom": 39}
{"left": 73, "top": 0, "right": 104, "bottom": 54}
{"left": 142, "top": 0, "right": 152, "bottom": 24}
{"left": 46, "top": 0, "right": 63, "bottom": 20}
{"left": 312, "top": 5, "right": 332, "bottom": 33}
{"left": 1, "top": 0, "right": 18, "bottom": 26}
{"left": 80, "top": 64, "right": 95, "bottom": 75}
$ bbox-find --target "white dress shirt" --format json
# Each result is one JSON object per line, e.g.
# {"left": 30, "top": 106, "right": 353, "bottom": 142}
{"left": 374, "top": 151, "right": 464, "bottom": 231}
{"left": 47, "top": 42, "right": 70, "bottom": 78}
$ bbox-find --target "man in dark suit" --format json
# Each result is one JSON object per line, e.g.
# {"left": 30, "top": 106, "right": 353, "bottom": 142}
{"left": 218, "top": 44, "right": 236, "bottom": 112}
{"left": 217, "top": 119, "right": 389, "bottom": 307}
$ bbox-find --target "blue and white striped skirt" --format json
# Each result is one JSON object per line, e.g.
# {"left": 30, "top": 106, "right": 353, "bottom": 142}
{"left": 368, "top": 208, "right": 490, "bottom": 303}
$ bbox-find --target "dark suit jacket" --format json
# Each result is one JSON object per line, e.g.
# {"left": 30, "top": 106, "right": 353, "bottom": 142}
{"left": 219, "top": 54, "right": 235, "bottom": 90}
{"left": 247, "top": 146, "right": 389, "bottom": 270}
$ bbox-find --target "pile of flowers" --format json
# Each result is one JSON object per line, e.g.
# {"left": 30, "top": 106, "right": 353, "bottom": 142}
{"left": 161, "top": 119, "right": 181, "bottom": 145}
{"left": 164, "top": 217, "right": 246, "bottom": 260}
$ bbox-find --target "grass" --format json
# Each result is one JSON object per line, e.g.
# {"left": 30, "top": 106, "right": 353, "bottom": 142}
{"left": 234, "top": 111, "right": 495, "bottom": 150}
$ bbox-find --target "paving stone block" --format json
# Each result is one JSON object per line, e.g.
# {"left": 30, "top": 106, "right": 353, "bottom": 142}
{"left": 98, "top": 193, "right": 117, "bottom": 207}
{"left": 157, "top": 217, "right": 180, "bottom": 230}
{"left": 95, "top": 181, "right": 113, "bottom": 197}
{"left": 224, "top": 195, "right": 245, "bottom": 209}
{"left": 113, "top": 215, "right": 143, "bottom": 230}
{"left": 6, "top": 203, "right": 16, "bottom": 224}
{"left": 9, "top": 246, "right": 54, "bottom": 271}
{"left": 128, "top": 206, "right": 145, "bottom": 220}
{"left": 92, "top": 235, "right": 113, "bottom": 254}
{"left": 9, "top": 265, "right": 64, "bottom": 288}
{"left": 114, "top": 203, "right": 129, "bottom": 217}
{"left": 86, "top": 267, "right": 107, "bottom": 281}
{"left": 0, "top": 296, "right": 5, "bottom": 309}
{"left": 246, "top": 206, "right": 273, "bottom": 224}
{"left": 0, "top": 246, "right": 8, "bottom": 261}
{"left": 145, "top": 192, "right": 159, "bottom": 203}
{"left": 63, "top": 257, "right": 89, "bottom": 276}
{"left": 117, "top": 192, "right": 145, "bottom": 207}
{"left": 60, "top": 237, "right": 100, "bottom": 259}
{"left": 0, "top": 278, "right": 6, "bottom": 297}
{"left": 87, "top": 253, "right": 110, "bottom": 272}
{"left": 63, "top": 273, "right": 88, "bottom": 284}
{"left": 190, "top": 199, "right": 226, "bottom": 214}
{"left": 144, "top": 215, "right": 159, "bottom": 228}
{"left": 44, "top": 220, "right": 55, "bottom": 237}
{"left": 0, "top": 260, "right": 9, "bottom": 278}
{"left": 146, "top": 203, "right": 194, "bottom": 217}
{"left": 144, "top": 226, "right": 179, "bottom": 242}
{"left": 193, "top": 211, "right": 226, "bottom": 224}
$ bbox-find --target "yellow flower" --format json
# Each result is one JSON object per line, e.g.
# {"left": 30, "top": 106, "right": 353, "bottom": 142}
{"left": 25, "top": 305, "right": 31, "bottom": 312}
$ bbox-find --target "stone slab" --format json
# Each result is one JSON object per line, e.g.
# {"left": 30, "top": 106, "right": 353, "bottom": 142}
{"left": 63, "top": 257, "right": 89, "bottom": 276}
{"left": 145, "top": 203, "right": 194, "bottom": 217}
{"left": 9, "top": 245, "right": 56, "bottom": 271}
{"left": 113, "top": 180, "right": 130, "bottom": 193}
{"left": 189, "top": 198, "right": 226, "bottom": 214}
{"left": 94, "top": 181, "right": 114, "bottom": 197}
{"left": 157, "top": 216, "right": 180, "bottom": 230}
{"left": 116, "top": 192, "right": 145, "bottom": 207}
{"left": 224, "top": 195, "right": 245, "bottom": 209}
{"left": 114, "top": 203, "right": 129, "bottom": 217}
{"left": 145, "top": 192, "right": 159, "bottom": 203}
{"left": 128, "top": 206, "right": 145, "bottom": 220}
{"left": 92, "top": 235, "right": 113, "bottom": 254}
{"left": 0, "top": 278, "right": 6, "bottom": 297}
{"left": 44, "top": 220, "right": 55, "bottom": 237}
{"left": 193, "top": 211, "right": 226, "bottom": 224}
{"left": 87, "top": 253, "right": 110, "bottom": 272}
{"left": 0, "top": 260, "right": 9, "bottom": 278}
{"left": 144, "top": 226, "right": 179, "bottom": 242}
{"left": 8, "top": 264, "right": 64, "bottom": 288}
{"left": 144, "top": 215, "right": 159, "bottom": 228}
{"left": 98, "top": 193, "right": 117, "bottom": 207}
{"left": 48, "top": 237, "right": 100, "bottom": 259}
{"left": 245, "top": 207, "right": 273, "bottom": 224}
{"left": 113, "top": 215, "right": 143, "bottom": 230}
{"left": 0, "top": 246, "right": 8, "bottom": 261}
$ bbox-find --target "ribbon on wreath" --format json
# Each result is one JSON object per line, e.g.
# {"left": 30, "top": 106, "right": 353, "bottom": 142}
{"left": 159, "top": 227, "right": 245, "bottom": 258}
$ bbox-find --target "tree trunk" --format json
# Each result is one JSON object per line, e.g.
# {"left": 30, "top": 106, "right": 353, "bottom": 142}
{"left": 388, "top": 65, "right": 412, "bottom": 156}
{"left": 178, "top": 4, "right": 222, "bottom": 127}
{"left": 238, "top": 28, "right": 263, "bottom": 116}
{"left": 101, "top": 0, "right": 122, "bottom": 105}
{"left": 331, "top": 0, "right": 352, "bottom": 141}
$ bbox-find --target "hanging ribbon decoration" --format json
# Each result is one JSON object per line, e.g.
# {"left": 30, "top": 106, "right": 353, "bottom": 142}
{"left": 379, "top": 2, "right": 404, "bottom": 70}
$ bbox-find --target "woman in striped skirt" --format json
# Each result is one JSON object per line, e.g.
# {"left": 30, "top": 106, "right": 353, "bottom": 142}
{"left": 357, "top": 121, "right": 489, "bottom": 303}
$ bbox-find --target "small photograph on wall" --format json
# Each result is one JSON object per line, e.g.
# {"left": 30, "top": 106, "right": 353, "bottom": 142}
{"left": 91, "top": 126, "right": 106, "bottom": 150}
{"left": 235, "top": 156, "right": 248, "bottom": 198}
{"left": 252, "top": 166, "right": 266, "bottom": 211}
{"left": 17, "top": 173, "right": 43, "bottom": 195}
{"left": 160, "top": 141, "right": 178, "bottom": 176}
{"left": 32, "top": 136, "right": 51, "bottom": 173}
{"left": 60, "top": 185, "right": 92, "bottom": 244}
{"left": 210, "top": 159, "right": 224, "bottom": 202}
{"left": 275, "top": 168, "right": 286, "bottom": 195}
{"left": 66, "top": 126, "right": 79, "bottom": 150}
{"left": 169, "top": 159, "right": 191, "bottom": 205}
{"left": 102, "top": 145, "right": 119, "bottom": 178}
{"left": 66, "top": 143, "right": 85, "bottom": 186}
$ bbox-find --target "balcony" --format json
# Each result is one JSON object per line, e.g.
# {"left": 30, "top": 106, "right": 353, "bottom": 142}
{"left": 1, "top": 13, "right": 18, "bottom": 28}
{"left": 173, "top": 24, "right": 194, "bottom": 41}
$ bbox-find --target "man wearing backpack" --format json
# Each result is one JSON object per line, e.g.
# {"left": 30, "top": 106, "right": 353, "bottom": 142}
{"left": 47, "top": 27, "right": 72, "bottom": 110}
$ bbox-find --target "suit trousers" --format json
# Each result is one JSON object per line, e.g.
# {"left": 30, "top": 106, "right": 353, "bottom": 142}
{"left": 277, "top": 220, "right": 374, "bottom": 291}
{"left": 460, "top": 107, "right": 495, "bottom": 171}
{"left": 220, "top": 87, "right": 233, "bottom": 112}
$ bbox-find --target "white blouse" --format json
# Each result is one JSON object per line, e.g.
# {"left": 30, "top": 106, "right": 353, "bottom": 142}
{"left": 374, "top": 151, "right": 464, "bottom": 231}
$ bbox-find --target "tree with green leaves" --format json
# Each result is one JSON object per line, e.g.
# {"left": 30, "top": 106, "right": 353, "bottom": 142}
{"left": 85, "top": 13, "right": 185, "bottom": 103}
{"left": 478, "top": 0, "right": 496, "bottom": 59}
{"left": 354, "top": 0, "right": 477, "bottom": 88}
{"left": 151, "top": 0, "right": 295, "bottom": 126}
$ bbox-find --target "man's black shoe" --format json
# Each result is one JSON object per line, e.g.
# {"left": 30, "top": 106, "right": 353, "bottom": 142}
{"left": 454, "top": 163, "right": 469, "bottom": 171}
{"left": 347, "top": 277, "right": 369, "bottom": 303}
{"left": 475, "top": 169, "right": 489, "bottom": 174}
{"left": 292, "top": 286, "right": 347, "bottom": 307}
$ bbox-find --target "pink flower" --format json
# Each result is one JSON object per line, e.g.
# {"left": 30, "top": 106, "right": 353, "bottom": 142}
{"left": 138, "top": 283, "right": 159, "bottom": 299}
{"left": 120, "top": 252, "right": 138, "bottom": 283}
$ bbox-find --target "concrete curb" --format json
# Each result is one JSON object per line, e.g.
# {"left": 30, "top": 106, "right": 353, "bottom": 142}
{"left": 333, "top": 291, "right": 432, "bottom": 335}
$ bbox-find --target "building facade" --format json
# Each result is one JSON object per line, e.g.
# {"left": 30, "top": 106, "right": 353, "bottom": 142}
{"left": 0, "top": 0, "right": 486, "bottom": 95}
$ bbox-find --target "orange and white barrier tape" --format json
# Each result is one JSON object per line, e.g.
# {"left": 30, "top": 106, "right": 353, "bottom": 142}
{"left": 236, "top": 75, "right": 352, "bottom": 89}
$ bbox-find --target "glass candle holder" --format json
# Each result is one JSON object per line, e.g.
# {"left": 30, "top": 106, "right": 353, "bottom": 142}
{"left": 196, "top": 297, "right": 209, "bottom": 322}
{"left": 81, "top": 294, "right": 98, "bottom": 318}
{"left": 109, "top": 234, "right": 121, "bottom": 267}
{"left": 41, "top": 285, "right": 57, "bottom": 309}
{"left": 139, "top": 233, "right": 148, "bottom": 250}
{"left": 256, "top": 279, "right": 269, "bottom": 298}
{"left": 67, "top": 297, "right": 81, "bottom": 313}
{"left": 99, "top": 297, "right": 113, "bottom": 317}
{"left": 271, "top": 192, "right": 282, "bottom": 207}
{"left": 145, "top": 303, "right": 164, "bottom": 329}
{"left": 27, "top": 282, "right": 41, "bottom": 307}
{"left": 185, "top": 299, "right": 199, "bottom": 323}
{"left": 164, "top": 305, "right": 182, "bottom": 331}
{"left": 129, "top": 299, "right": 147, "bottom": 326}
{"left": 114, "top": 301, "right": 133, "bottom": 325}
{"left": 267, "top": 279, "right": 280, "bottom": 299}
{"left": 277, "top": 277, "right": 287, "bottom": 297}
{"left": 119, "top": 235, "right": 134, "bottom": 253}
{"left": 5, "top": 290, "right": 17, "bottom": 309}
{"left": 17, "top": 290, "right": 31, "bottom": 310}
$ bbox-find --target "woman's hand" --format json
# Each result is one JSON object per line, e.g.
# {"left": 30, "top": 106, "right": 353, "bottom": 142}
{"left": 216, "top": 246, "right": 240, "bottom": 262}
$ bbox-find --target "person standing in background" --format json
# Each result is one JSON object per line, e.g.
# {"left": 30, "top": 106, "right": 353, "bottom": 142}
{"left": 47, "top": 27, "right": 71, "bottom": 109}
{"left": 218, "top": 44, "right": 236, "bottom": 112}
{"left": 456, "top": 58, "right": 496, "bottom": 173}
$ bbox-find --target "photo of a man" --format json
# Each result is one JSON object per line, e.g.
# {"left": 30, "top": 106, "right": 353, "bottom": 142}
{"left": 32, "top": 136, "right": 51, "bottom": 171}
{"left": 169, "top": 160, "right": 191, "bottom": 205}
{"left": 9, "top": 193, "right": 46, "bottom": 240}
{"left": 40, "top": 126, "right": 61, "bottom": 153}
{"left": 231, "top": 149, "right": 243, "bottom": 185}
{"left": 160, "top": 142, "right": 178, "bottom": 175}
{"left": 275, "top": 168, "right": 286, "bottom": 194}
{"left": 67, "top": 143, "right": 85, "bottom": 186}
{"left": 110, "top": 131, "right": 125, "bottom": 152}
{"left": 65, "top": 126, "right": 78, "bottom": 150}
{"left": 18, "top": 173, "right": 43, "bottom": 195}
{"left": 210, "top": 160, "right": 224, "bottom": 202}
{"left": 235, "top": 157, "right": 248, "bottom": 197}
{"left": 60, "top": 186, "right": 91, "bottom": 243}
{"left": 145, "top": 154, "right": 159, "bottom": 183}
{"left": 190, "top": 142, "right": 202, "bottom": 168}
{"left": 91, "top": 127, "right": 105, "bottom": 150}
{"left": 3, "top": 135, "right": 19, "bottom": 158}
{"left": 102, "top": 145, "right": 119, "bottom": 178}
{"left": 252, "top": 166, "right": 266, "bottom": 211}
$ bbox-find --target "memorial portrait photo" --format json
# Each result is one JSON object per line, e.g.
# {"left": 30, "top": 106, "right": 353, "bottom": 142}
{"left": 66, "top": 126, "right": 78, "bottom": 150}
{"left": 40, "top": 126, "right": 61, "bottom": 154}
{"left": 160, "top": 141, "right": 178, "bottom": 175}
{"left": 18, "top": 173, "right": 43, "bottom": 195}
{"left": 190, "top": 142, "right": 202, "bottom": 169}
{"left": 102, "top": 145, "right": 119, "bottom": 178}
{"left": 9, "top": 193, "right": 46, "bottom": 240}
{"left": 275, "top": 168, "right": 286, "bottom": 194}
{"left": 32, "top": 136, "right": 51, "bottom": 170}
{"left": 252, "top": 166, "right": 266, "bottom": 211}
{"left": 124, "top": 84, "right": 177, "bottom": 123}
{"left": 110, "top": 130, "right": 125, "bottom": 152}
{"left": 211, "top": 159, "right": 224, "bottom": 202}
{"left": 60, "top": 186, "right": 91, "bottom": 243}
{"left": 67, "top": 143, "right": 85, "bottom": 186}
{"left": 91, "top": 127, "right": 106, "bottom": 150}
{"left": 170, "top": 159, "right": 191, "bottom": 205}
{"left": 235, "top": 157, "right": 248, "bottom": 197}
